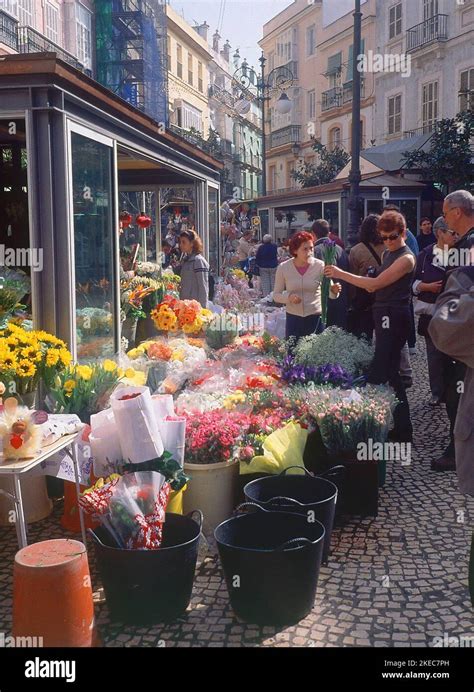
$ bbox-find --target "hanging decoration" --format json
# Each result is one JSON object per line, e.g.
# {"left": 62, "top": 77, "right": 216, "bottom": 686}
{"left": 136, "top": 212, "right": 152, "bottom": 229}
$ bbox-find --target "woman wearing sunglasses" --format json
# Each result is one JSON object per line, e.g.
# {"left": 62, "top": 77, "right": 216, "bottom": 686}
{"left": 324, "top": 211, "right": 416, "bottom": 442}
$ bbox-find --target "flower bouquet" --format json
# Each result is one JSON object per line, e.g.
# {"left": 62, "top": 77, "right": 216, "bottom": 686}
{"left": 184, "top": 409, "right": 250, "bottom": 465}
{"left": 80, "top": 471, "right": 171, "bottom": 550}
{"left": 46, "top": 360, "right": 139, "bottom": 424}
{"left": 204, "top": 311, "right": 240, "bottom": 350}
{"left": 304, "top": 385, "right": 397, "bottom": 455}
{"left": 150, "top": 296, "right": 213, "bottom": 336}
{"left": 240, "top": 421, "right": 308, "bottom": 475}
{"left": 0, "top": 271, "right": 29, "bottom": 329}
{"left": 280, "top": 356, "right": 353, "bottom": 387}
{"left": 293, "top": 326, "right": 374, "bottom": 376}
{"left": 0, "top": 322, "right": 72, "bottom": 398}
{"left": 320, "top": 240, "right": 338, "bottom": 327}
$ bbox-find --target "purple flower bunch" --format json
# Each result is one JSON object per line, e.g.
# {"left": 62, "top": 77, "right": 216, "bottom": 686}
{"left": 280, "top": 356, "right": 353, "bottom": 387}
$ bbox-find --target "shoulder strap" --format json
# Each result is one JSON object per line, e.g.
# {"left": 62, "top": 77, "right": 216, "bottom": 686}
{"left": 363, "top": 242, "right": 382, "bottom": 266}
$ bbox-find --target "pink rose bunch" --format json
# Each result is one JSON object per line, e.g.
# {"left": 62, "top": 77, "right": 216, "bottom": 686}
{"left": 184, "top": 410, "right": 251, "bottom": 465}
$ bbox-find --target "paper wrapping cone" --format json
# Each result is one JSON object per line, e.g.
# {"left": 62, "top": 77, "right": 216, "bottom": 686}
{"left": 159, "top": 418, "right": 186, "bottom": 468}
{"left": 110, "top": 386, "right": 164, "bottom": 463}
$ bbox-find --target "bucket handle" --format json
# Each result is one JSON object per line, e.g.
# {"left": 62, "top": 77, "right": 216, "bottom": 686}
{"left": 277, "top": 537, "right": 313, "bottom": 551}
{"left": 279, "top": 466, "right": 312, "bottom": 477}
{"left": 319, "top": 465, "right": 346, "bottom": 481}
{"left": 88, "top": 528, "right": 105, "bottom": 547}
{"left": 234, "top": 502, "right": 271, "bottom": 515}
{"left": 186, "top": 509, "right": 203, "bottom": 530}
{"left": 266, "top": 495, "right": 305, "bottom": 508}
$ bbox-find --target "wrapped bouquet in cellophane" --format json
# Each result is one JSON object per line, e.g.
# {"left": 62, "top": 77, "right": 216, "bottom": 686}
{"left": 79, "top": 471, "right": 170, "bottom": 550}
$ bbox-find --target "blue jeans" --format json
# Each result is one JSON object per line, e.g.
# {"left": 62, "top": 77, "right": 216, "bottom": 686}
{"left": 286, "top": 313, "right": 323, "bottom": 341}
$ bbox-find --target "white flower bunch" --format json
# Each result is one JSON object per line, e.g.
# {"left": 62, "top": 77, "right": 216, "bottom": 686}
{"left": 294, "top": 327, "right": 374, "bottom": 376}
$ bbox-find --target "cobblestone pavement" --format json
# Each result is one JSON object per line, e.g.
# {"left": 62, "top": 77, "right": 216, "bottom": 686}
{"left": 0, "top": 344, "right": 472, "bottom": 647}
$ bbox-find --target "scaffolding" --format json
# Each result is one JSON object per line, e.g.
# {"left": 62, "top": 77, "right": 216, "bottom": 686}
{"left": 95, "top": 0, "right": 169, "bottom": 125}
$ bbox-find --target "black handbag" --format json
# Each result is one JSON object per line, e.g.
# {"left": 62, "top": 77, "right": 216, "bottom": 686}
{"left": 417, "top": 314, "right": 432, "bottom": 337}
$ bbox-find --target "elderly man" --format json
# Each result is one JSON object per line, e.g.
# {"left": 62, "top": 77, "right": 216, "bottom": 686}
{"left": 431, "top": 190, "right": 474, "bottom": 472}
{"left": 429, "top": 253, "right": 474, "bottom": 606}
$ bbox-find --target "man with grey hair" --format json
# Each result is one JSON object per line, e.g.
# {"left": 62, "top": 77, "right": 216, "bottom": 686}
{"left": 430, "top": 191, "right": 474, "bottom": 471}
{"left": 442, "top": 190, "right": 474, "bottom": 253}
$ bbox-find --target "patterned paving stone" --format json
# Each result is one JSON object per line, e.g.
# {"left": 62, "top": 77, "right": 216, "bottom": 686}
{"left": 0, "top": 345, "right": 472, "bottom": 647}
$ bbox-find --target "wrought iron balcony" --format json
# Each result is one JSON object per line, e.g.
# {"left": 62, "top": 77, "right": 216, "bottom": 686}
{"left": 406, "top": 14, "right": 448, "bottom": 52}
{"left": 0, "top": 9, "right": 18, "bottom": 51}
{"left": 266, "top": 125, "right": 301, "bottom": 150}
{"left": 18, "top": 25, "right": 85, "bottom": 71}
{"left": 403, "top": 123, "right": 438, "bottom": 138}
{"left": 322, "top": 87, "right": 342, "bottom": 112}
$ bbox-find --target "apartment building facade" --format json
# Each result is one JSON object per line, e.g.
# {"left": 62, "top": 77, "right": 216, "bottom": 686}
{"left": 374, "top": 0, "right": 474, "bottom": 144}
{"left": 260, "top": 0, "right": 376, "bottom": 196}
{"left": 0, "top": 0, "right": 93, "bottom": 71}
{"left": 166, "top": 3, "right": 211, "bottom": 137}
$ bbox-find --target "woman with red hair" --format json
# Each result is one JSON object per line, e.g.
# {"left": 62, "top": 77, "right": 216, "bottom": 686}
{"left": 273, "top": 231, "right": 341, "bottom": 340}
{"left": 324, "top": 211, "right": 416, "bottom": 442}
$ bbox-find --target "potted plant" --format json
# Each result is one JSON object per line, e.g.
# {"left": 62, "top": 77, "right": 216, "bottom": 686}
{"left": 182, "top": 409, "right": 249, "bottom": 536}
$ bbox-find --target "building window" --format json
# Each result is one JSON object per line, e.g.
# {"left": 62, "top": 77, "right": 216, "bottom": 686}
{"left": 423, "top": 0, "right": 438, "bottom": 20}
{"left": 306, "top": 24, "right": 316, "bottom": 57}
{"left": 0, "top": 0, "right": 18, "bottom": 17}
{"left": 329, "top": 127, "right": 341, "bottom": 151}
{"left": 459, "top": 68, "right": 474, "bottom": 112}
{"left": 268, "top": 51, "right": 274, "bottom": 72}
{"left": 198, "top": 61, "right": 203, "bottom": 92}
{"left": 269, "top": 165, "right": 276, "bottom": 192}
{"left": 389, "top": 3, "right": 402, "bottom": 39}
{"left": 167, "top": 35, "right": 171, "bottom": 69}
{"left": 178, "top": 101, "right": 202, "bottom": 132}
{"left": 308, "top": 90, "right": 316, "bottom": 120}
{"left": 177, "top": 44, "right": 183, "bottom": 79}
{"left": 276, "top": 27, "right": 295, "bottom": 63}
{"left": 45, "top": 2, "right": 59, "bottom": 44}
{"left": 286, "top": 160, "right": 295, "bottom": 188}
{"left": 75, "top": 2, "right": 92, "bottom": 70}
{"left": 388, "top": 94, "right": 402, "bottom": 135}
{"left": 18, "top": 0, "right": 33, "bottom": 26}
{"left": 422, "top": 81, "right": 438, "bottom": 129}
{"left": 188, "top": 52, "right": 193, "bottom": 86}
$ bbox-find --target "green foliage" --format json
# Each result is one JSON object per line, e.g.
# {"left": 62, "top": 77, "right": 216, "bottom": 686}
{"left": 291, "top": 139, "right": 350, "bottom": 188}
{"left": 402, "top": 112, "right": 474, "bottom": 193}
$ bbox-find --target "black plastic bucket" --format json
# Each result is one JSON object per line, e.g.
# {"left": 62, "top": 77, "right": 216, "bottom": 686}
{"left": 89, "top": 511, "right": 202, "bottom": 624}
{"left": 215, "top": 505, "right": 325, "bottom": 625}
{"left": 243, "top": 466, "right": 343, "bottom": 563}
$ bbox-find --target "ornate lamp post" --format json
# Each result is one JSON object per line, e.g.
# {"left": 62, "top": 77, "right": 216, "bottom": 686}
{"left": 233, "top": 53, "right": 295, "bottom": 197}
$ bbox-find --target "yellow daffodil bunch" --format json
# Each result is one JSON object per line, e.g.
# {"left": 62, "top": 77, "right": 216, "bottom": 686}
{"left": 0, "top": 322, "right": 72, "bottom": 396}
{"left": 48, "top": 360, "right": 143, "bottom": 423}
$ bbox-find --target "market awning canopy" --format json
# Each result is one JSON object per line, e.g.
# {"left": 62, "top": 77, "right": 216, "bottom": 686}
{"left": 359, "top": 133, "right": 433, "bottom": 172}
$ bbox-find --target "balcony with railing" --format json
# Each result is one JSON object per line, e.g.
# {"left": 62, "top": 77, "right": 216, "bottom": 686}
{"left": 266, "top": 125, "right": 301, "bottom": 150}
{"left": 18, "top": 25, "right": 85, "bottom": 71}
{"left": 406, "top": 15, "right": 448, "bottom": 53}
{"left": 322, "top": 87, "right": 342, "bottom": 112}
{"left": 0, "top": 9, "right": 18, "bottom": 51}
{"left": 403, "top": 122, "right": 438, "bottom": 138}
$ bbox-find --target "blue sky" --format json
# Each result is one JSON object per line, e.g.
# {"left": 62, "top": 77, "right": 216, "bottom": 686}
{"left": 169, "top": 0, "right": 365, "bottom": 69}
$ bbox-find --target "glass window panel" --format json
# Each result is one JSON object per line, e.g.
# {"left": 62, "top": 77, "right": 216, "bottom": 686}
{"left": 71, "top": 133, "right": 116, "bottom": 361}
{"left": 0, "top": 118, "right": 32, "bottom": 324}
{"left": 208, "top": 186, "right": 219, "bottom": 277}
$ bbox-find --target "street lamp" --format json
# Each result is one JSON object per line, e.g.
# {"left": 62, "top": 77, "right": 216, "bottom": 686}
{"left": 233, "top": 53, "right": 295, "bottom": 197}
{"left": 347, "top": 0, "right": 363, "bottom": 248}
{"left": 291, "top": 141, "right": 301, "bottom": 158}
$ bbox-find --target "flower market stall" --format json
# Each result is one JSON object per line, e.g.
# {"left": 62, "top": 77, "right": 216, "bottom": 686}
{"left": 0, "top": 262, "right": 401, "bottom": 627}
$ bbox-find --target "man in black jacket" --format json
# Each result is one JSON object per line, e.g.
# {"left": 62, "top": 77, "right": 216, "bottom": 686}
{"left": 431, "top": 190, "right": 474, "bottom": 472}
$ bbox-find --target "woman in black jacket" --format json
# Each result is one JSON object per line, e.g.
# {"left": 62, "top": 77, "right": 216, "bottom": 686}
{"left": 324, "top": 211, "right": 416, "bottom": 442}
{"left": 413, "top": 216, "right": 457, "bottom": 405}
